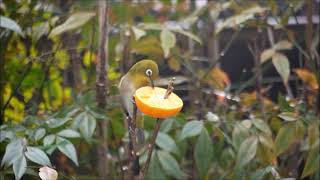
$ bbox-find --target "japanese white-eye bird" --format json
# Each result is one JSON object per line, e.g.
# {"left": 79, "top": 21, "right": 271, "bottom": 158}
{"left": 119, "top": 59, "right": 159, "bottom": 142}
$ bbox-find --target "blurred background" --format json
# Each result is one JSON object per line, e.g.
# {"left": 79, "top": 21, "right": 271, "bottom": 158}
{"left": 0, "top": 0, "right": 319, "bottom": 179}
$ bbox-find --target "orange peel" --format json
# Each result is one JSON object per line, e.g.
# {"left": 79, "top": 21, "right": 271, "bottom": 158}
{"left": 134, "top": 86, "right": 183, "bottom": 118}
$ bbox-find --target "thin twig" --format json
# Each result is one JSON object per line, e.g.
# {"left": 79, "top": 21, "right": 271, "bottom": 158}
{"left": 126, "top": 113, "right": 137, "bottom": 171}
{"left": 248, "top": 39, "right": 265, "bottom": 113}
{"left": 174, "top": 27, "right": 242, "bottom": 82}
{"left": 124, "top": 96, "right": 140, "bottom": 179}
{"left": 164, "top": 77, "right": 175, "bottom": 99}
{"left": 202, "top": 27, "right": 243, "bottom": 79}
{"left": 140, "top": 118, "right": 161, "bottom": 179}
{"left": 140, "top": 78, "right": 175, "bottom": 179}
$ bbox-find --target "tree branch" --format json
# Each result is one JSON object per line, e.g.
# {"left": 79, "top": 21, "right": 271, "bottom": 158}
{"left": 96, "top": 0, "right": 109, "bottom": 178}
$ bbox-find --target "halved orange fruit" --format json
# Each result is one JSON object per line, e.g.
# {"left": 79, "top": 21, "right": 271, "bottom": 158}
{"left": 134, "top": 86, "right": 183, "bottom": 119}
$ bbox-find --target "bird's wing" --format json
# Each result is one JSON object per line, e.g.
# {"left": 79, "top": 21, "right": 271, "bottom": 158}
{"left": 119, "top": 74, "right": 145, "bottom": 143}
{"left": 119, "top": 75, "right": 136, "bottom": 118}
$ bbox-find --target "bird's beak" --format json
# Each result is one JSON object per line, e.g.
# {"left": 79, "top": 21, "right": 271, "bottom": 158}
{"left": 148, "top": 75, "right": 154, "bottom": 88}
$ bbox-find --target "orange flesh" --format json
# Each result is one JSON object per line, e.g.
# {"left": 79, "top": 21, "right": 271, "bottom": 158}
{"left": 134, "top": 86, "right": 183, "bottom": 118}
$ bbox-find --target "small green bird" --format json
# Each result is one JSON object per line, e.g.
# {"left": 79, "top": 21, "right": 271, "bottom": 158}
{"left": 119, "top": 59, "right": 159, "bottom": 142}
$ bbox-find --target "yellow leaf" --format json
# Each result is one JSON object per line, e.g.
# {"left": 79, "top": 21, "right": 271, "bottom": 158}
{"left": 83, "top": 51, "right": 96, "bottom": 67}
{"left": 4, "top": 84, "right": 12, "bottom": 102}
{"left": 23, "top": 88, "right": 34, "bottom": 102}
{"left": 131, "top": 36, "right": 164, "bottom": 62}
{"left": 260, "top": 48, "right": 275, "bottom": 63}
{"left": 54, "top": 50, "right": 69, "bottom": 69}
{"left": 131, "top": 26, "right": 146, "bottom": 41}
{"left": 240, "top": 91, "right": 273, "bottom": 108}
{"left": 240, "top": 92, "right": 257, "bottom": 107}
{"left": 43, "top": 80, "right": 63, "bottom": 109}
{"left": 207, "top": 67, "right": 230, "bottom": 90}
{"left": 63, "top": 87, "right": 72, "bottom": 104}
{"left": 108, "top": 67, "right": 120, "bottom": 81}
{"left": 274, "top": 40, "right": 292, "bottom": 50}
{"left": 30, "top": 46, "right": 38, "bottom": 58}
{"left": 272, "top": 52, "right": 290, "bottom": 84}
{"left": 5, "top": 97, "right": 25, "bottom": 123}
{"left": 49, "top": 12, "right": 96, "bottom": 37}
{"left": 168, "top": 57, "right": 181, "bottom": 72}
{"left": 51, "top": 81, "right": 63, "bottom": 109}
{"left": 294, "top": 68, "right": 319, "bottom": 90}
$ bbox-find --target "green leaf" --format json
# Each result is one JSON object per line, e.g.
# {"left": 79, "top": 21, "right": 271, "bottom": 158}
{"left": 46, "top": 145, "right": 57, "bottom": 155}
{"left": 32, "top": 21, "right": 50, "bottom": 41}
{"left": 160, "top": 118, "right": 174, "bottom": 133}
{"left": 250, "top": 166, "right": 273, "bottom": 180}
{"left": 0, "top": 16, "right": 24, "bottom": 36}
{"left": 132, "top": 26, "right": 146, "bottom": 41}
{"left": 258, "top": 133, "right": 274, "bottom": 150}
{"left": 0, "top": 130, "right": 7, "bottom": 142}
{"left": 252, "top": 119, "right": 272, "bottom": 136}
{"left": 138, "top": 23, "right": 163, "bottom": 30}
{"left": 274, "top": 40, "right": 292, "bottom": 50}
{"left": 275, "top": 123, "right": 296, "bottom": 155}
{"left": 171, "top": 29, "right": 202, "bottom": 44}
{"left": 232, "top": 123, "right": 250, "bottom": 150}
{"left": 206, "top": 112, "right": 220, "bottom": 122}
{"left": 160, "top": 29, "right": 176, "bottom": 58}
{"left": 47, "top": 118, "right": 70, "bottom": 128}
{"left": 194, "top": 128, "right": 213, "bottom": 179}
{"left": 146, "top": 152, "right": 167, "bottom": 180}
{"left": 138, "top": 22, "right": 202, "bottom": 44}
{"left": 278, "top": 112, "right": 297, "bottom": 121}
{"left": 179, "top": 120, "right": 203, "bottom": 140}
{"left": 215, "top": 5, "right": 268, "bottom": 34}
{"left": 25, "top": 147, "right": 51, "bottom": 166}
{"left": 180, "top": 6, "right": 207, "bottom": 26}
{"left": 79, "top": 113, "right": 96, "bottom": 140}
{"left": 241, "top": 119, "right": 252, "bottom": 129}
{"left": 261, "top": 48, "right": 275, "bottom": 63}
{"left": 272, "top": 52, "right": 290, "bottom": 84}
{"left": 34, "top": 128, "right": 46, "bottom": 141}
{"left": 156, "top": 132, "right": 178, "bottom": 153}
{"left": 58, "top": 129, "right": 80, "bottom": 138}
{"left": 158, "top": 150, "right": 184, "bottom": 179}
{"left": 43, "top": 135, "right": 56, "bottom": 146}
{"left": 236, "top": 136, "right": 258, "bottom": 168}
{"left": 1, "top": 139, "right": 23, "bottom": 167}
{"left": 87, "top": 107, "right": 108, "bottom": 120}
{"left": 56, "top": 137, "right": 78, "bottom": 166}
{"left": 308, "top": 122, "right": 320, "bottom": 149}
{"left": 49, "top": 12, "right": 95, "bottom": 37}
{"left": 13, "top": 155, "right": 27, "bottom": 180}
{"left": 302, "top": 147, "right": 320, "bottom": 178}
{"left": 295, "top": 120, "right": 305, "bottom": 140}
{"left": 72, "top": 112, "right": 85, "bottom": 129}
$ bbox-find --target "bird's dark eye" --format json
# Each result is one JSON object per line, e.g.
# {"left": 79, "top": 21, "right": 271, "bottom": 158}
{"left": 145, "top": 69, "right": 152, "bottom": 76}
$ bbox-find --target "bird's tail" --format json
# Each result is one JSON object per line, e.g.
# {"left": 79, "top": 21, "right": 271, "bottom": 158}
{"left": 136, "top": 114, "right": 145, "bottom": 144}
{"left": 136, "top": 128, "right": 145, "bottom": 144}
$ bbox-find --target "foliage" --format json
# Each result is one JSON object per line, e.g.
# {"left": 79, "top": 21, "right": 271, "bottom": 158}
{"left": 1, "top": 0, "right": 319, "bottom": 179}
{"left": 1, "top": 91, "right": 105, "bottom": 178}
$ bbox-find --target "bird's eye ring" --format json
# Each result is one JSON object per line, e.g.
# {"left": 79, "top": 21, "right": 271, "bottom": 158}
{"left": 145, "top": 69, "right": 152, "bottom": 76}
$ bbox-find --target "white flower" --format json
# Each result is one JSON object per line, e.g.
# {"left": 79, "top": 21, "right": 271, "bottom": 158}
{"left": 39, "top": 166, "right": 58, "bottom": 180}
